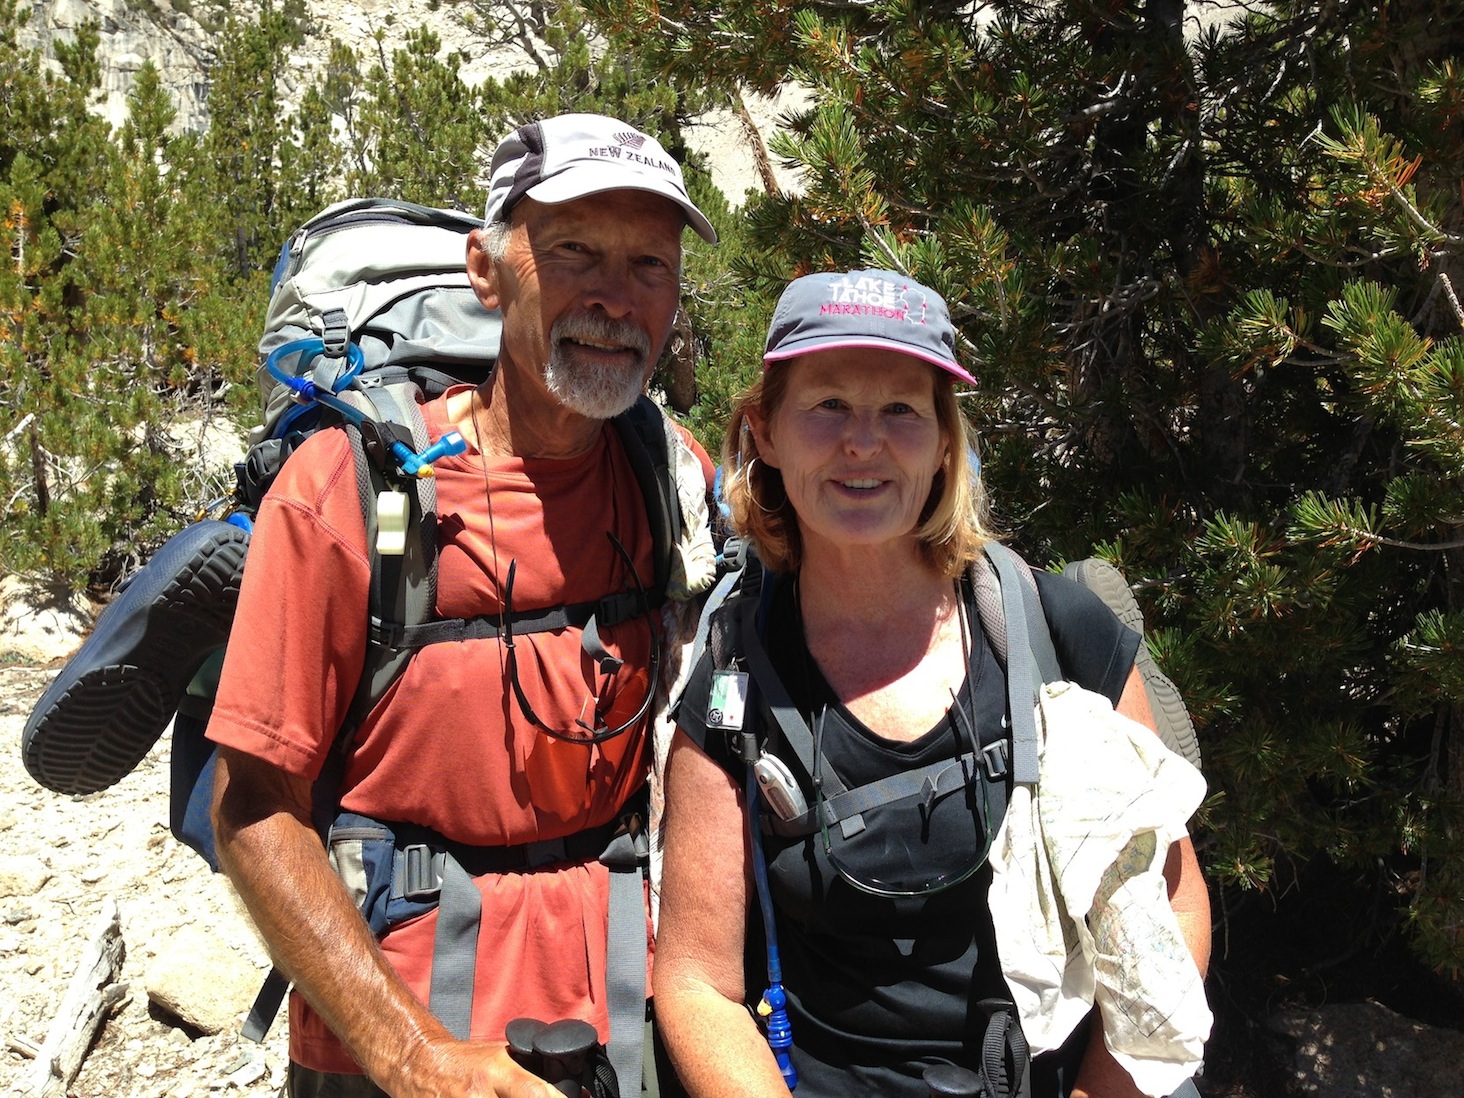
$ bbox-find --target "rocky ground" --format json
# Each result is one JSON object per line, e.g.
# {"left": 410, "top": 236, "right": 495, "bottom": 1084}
{"left": 4, "top": 593, "right": 1464, "bottom": 1098}
{"left": 0, "top": 657, "right": 289, "bottom": 1098}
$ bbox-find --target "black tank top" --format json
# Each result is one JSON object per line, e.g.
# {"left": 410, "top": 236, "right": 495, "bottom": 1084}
{"left": 676, "top": 567, "right": 1139, "bottom": 1098}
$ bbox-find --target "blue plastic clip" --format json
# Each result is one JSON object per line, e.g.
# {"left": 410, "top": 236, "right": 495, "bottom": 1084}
{"left": 394, "top": 431, "right": 467, "bottom": 477}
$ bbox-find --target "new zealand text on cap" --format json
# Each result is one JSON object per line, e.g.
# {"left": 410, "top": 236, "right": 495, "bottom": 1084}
{"left": 484, "top": 113, "right": 717, "bottom": 243}
{"left": 763, "top": 269, "right": 974, "bottom": 385}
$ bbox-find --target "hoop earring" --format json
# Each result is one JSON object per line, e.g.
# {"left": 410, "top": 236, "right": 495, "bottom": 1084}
{"left": 745, "top": 456, "right": 782, "bottom": 515}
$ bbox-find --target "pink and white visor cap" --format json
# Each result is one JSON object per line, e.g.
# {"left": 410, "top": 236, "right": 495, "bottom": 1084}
{"left": 763, "top": 269, "right": 975, "bottom": 385}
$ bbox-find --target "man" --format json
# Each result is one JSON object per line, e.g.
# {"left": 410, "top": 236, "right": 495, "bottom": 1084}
{"left": 208, "top": 113, "right": 718, "bottom": 1098}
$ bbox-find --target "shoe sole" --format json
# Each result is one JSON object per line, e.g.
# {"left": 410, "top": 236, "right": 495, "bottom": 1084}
{"left": 1063, "top": 557, "right": 1202, "bottom": 769}
{"left": 21, "top": 520, "right": 251, "bottom": 795}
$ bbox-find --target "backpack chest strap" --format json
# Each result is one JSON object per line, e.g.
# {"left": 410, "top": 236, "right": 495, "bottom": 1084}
{"left": 367, "top": 588, "right": 655, "bottom": 650}
{"left": 766, "top": 746, "right": 1009, "bottom": 839}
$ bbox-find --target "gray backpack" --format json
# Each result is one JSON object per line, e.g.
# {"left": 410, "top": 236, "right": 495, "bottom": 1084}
{"left": 238, "top": 197, "right": 501, "bottom": 513}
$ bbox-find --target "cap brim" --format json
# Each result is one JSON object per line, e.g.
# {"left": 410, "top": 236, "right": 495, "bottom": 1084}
{"left": 525, "top": 173, "right": 718, "bottom": 243}
{"left": 764, "top": 337, "right": 976, "bottom": 386}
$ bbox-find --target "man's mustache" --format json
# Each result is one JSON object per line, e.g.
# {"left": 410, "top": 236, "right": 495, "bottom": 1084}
{"left": 551, "top": 312, "right": 652, "bottom": 359}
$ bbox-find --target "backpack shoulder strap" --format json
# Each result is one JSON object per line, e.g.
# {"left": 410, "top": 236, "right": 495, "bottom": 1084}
{"left": 674, "top": 539, "right": 751, "bottom": 714}
{"left": 611, "top": 395, "right": 679, "bottom": 604}
{"left": 974, "top": 543, "right": 1060, "bottom": 683}
{"left": 974, "top": 542, "right": 1058, "bottom": 786}
{"left": 298, "top": 384, "right": 438, "bottom": 832}
{"left": 343, "top": 384, "right": 439, "bottom": 728}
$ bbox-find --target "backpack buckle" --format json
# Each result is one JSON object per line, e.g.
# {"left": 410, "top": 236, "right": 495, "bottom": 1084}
{"left": 596, "top": 590, "right": 640, "bottom": 627}
{"left": 982, "top": 740, "right": 1009, "bottom": 781}
{"left": 401, "top": 843, "right": 442, "bottom": 901}
{"left": 720, "top": 536, "right": 747, "bottom": 571}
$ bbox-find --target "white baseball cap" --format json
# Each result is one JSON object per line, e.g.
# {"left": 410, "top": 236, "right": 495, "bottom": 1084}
{"left": 484, "top": 113, "right": 717, "bottom": 243}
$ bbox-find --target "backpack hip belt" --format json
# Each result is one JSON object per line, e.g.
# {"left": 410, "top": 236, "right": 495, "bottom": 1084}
{"left": 327, "top": 808, "right": 647, "bottom": 937}
{"left": 326, "top": 802, "right": 651, "bottom": 1090}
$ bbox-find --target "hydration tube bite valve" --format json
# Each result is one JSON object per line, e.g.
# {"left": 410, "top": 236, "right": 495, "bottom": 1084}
{"left": 757, "top": 982, "right": 797, "bottom": 1091}
{"left": 394, "top": 430, "right": 467, "bottom": 477}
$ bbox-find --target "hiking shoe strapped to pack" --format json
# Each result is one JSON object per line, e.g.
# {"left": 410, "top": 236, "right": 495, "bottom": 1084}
{"left": 21, "top": 520, "right": 251, "bottom": 795}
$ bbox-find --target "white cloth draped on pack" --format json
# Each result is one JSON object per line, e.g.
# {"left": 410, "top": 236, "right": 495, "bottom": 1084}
{"left": 989, "top": 680, "right": 1212, "bottom": 1098}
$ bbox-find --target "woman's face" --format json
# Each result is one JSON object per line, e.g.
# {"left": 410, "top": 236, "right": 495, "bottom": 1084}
{"left": 754, "top": 348, "right": 949, "bottom": 559}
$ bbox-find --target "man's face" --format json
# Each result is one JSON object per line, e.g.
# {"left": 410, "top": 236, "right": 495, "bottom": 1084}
{"left": 470, "top": 190, "right": 686, "bottom": 419}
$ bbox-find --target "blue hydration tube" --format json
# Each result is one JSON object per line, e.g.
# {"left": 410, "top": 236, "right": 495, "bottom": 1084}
{"left": 263, "top": 338, "right": 466, "bottom": 477}
{"left": 744, "top": 567, "right": 797, "bottom": 1090}
{"left": 747, "top": 769, "right": 798, "bottom": 1091}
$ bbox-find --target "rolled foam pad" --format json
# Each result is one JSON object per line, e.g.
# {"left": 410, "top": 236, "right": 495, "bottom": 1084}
{"left": 1062, "top": 557, "right": 1202, "bottom": 769}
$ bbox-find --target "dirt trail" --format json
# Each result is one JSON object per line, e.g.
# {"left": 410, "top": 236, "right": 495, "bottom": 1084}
{"left": 1, "top": 663, "right": 288, "bottom": 1098}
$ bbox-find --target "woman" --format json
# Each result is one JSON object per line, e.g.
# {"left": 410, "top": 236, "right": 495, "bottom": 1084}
{"left": 653, "top": 270, "right": 1210, "bottom": 1097}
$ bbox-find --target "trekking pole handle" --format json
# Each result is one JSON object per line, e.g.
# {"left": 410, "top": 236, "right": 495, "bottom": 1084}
{"left": 505, "top": 1017, "right": 598, "bottom": 1097}
{"left": 922, "top": 1064, "right": 985, "bottom": 1096}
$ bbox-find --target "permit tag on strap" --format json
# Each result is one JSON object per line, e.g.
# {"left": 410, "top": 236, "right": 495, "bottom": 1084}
{"left": 707, "top": 669, "right": 749, "bottom": 730}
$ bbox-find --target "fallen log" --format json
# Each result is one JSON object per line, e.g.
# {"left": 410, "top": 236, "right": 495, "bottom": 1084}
{"left": 21, "top": 897, "right": 127, "bottom": 1097}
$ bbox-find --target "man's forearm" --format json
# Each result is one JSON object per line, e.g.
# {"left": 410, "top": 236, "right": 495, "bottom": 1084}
{"left": 211, "top": 749, "right": 456, "bottom": 1095}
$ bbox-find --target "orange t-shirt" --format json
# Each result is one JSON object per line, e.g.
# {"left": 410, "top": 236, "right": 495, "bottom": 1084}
{"left": 208, "top": 389, "right": 691, "bottom": 1073}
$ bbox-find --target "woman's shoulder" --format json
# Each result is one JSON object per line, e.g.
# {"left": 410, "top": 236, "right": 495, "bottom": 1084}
{"left": 1030, "top": 568, "right": 1141, "bottom": 703}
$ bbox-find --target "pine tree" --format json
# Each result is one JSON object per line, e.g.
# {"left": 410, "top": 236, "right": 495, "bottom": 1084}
{"left": 1, "top": 4, "right": 266, "bottom": 590}
{"left": 588, "top": 0, "right": 1464, "bottom": 1004}
{"left": 0, "top": 5, "right": 134, "bottom": 586}
{"left": 197, "top": 3, "right": 306, "bottom": 277}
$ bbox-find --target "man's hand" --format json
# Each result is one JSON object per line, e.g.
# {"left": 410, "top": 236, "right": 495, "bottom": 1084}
{"left": 395, "top": 1038, "right": 572, "bottom": 1097}
{"left": 211, "top": 746, "right": 568, "bottom": 1098}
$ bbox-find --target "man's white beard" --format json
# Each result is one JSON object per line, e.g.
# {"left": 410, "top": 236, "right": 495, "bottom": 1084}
{"left": 544, "top": 312, "right": 654, "bottom": 419}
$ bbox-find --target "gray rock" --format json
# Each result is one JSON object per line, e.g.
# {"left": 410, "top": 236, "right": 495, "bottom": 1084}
{"left": 1269, "top": 999, "right": 1464, "bottom": 1097}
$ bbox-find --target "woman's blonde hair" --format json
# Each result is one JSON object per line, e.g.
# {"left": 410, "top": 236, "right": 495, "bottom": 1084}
{"left": 719, "top": 359, "right": 998, "bottom": 577}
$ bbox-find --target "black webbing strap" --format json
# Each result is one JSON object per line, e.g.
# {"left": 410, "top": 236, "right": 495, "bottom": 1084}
{"left": 390, "top": 817, "right": 624, "bottom": 893}
{"left": 979, "top": 1000, "right": 1031, "bottom": 1098}
{"left": 369, "top": 590, "right": 647, "bottom": 649}
{"left": 241, "top": 968, "right": 289, "bottom": 1044}
{"left": 784, "top": 753, "right": 982, "bottom": 837}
